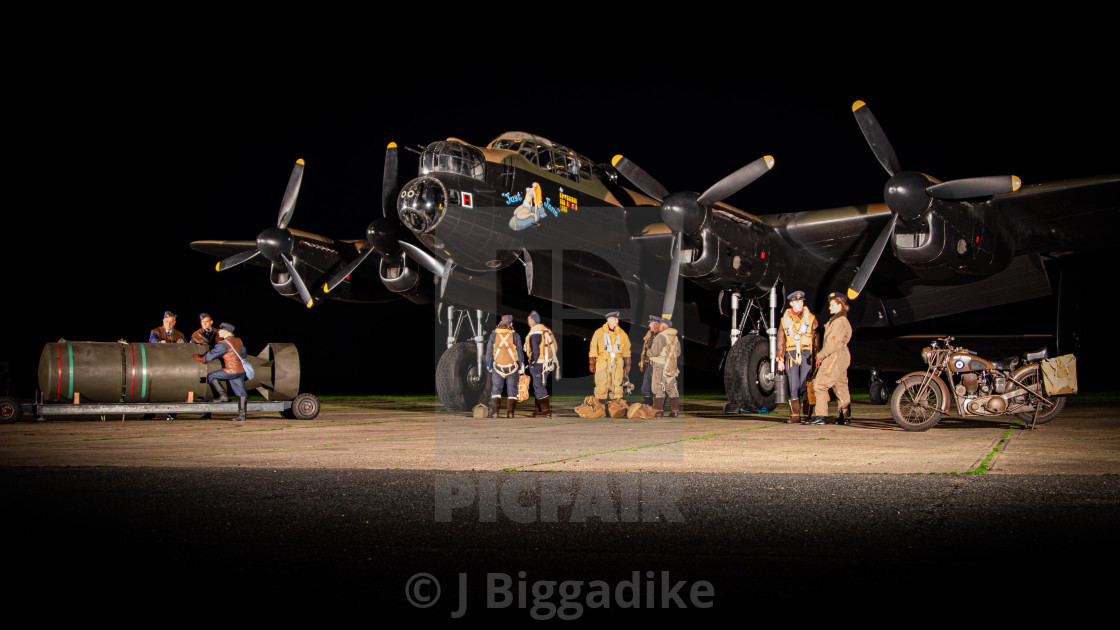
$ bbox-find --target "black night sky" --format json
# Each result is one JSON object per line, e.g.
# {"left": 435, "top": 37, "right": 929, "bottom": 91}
{"left": 7, "top": 35, "right": 1119, "bottom": 398}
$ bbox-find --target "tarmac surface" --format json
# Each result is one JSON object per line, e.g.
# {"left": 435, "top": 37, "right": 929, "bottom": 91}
{"left": 3, "top": 396, "right": 1117, "bottom": 474}
{"left": 2, "top": 397, "right": 1118, "bottom": 622}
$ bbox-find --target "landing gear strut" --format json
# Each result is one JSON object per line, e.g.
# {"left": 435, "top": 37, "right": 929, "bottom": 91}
{"left": 435, "top": 306, "right": 489, "bottom": 411}
{"left": 723, "top": 286, "right": 779, "bottom": 413}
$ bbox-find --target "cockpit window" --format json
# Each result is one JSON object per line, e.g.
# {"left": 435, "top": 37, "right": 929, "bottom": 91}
{"left": 490, "top": 134, "right": 594, "bottom": 183}
{"left": 518, "top": 141, "right": 539, "bottom": 165}
{"left": 420, "top": 141, "right": 486, "bottom": 180}
{"left": 492, "top": 138, "right": 523, "bottom": 152}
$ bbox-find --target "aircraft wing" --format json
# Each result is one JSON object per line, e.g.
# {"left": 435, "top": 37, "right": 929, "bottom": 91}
{"left": 757, "top": 174, "right": 1120, "bottom": 329}
{"left": 988, "top": 175, "right": 1120, "bottom": 256}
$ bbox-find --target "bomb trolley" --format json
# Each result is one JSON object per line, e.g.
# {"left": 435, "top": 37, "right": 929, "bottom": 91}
{"left": 0, "top": 340, "right": 318, "bottom": 422}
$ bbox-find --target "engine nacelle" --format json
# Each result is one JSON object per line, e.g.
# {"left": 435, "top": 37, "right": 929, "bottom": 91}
{"left": 379, "top": 254, "right": 433, "bottom": 304}
{"left": 892, "top": 201, "right": 1015, "bottom": 283}
{"left": 270, "top": 262, "right": 302, "bottom": 301}
{"left": 680, "top": 220, "right": 775, "bottom": 293}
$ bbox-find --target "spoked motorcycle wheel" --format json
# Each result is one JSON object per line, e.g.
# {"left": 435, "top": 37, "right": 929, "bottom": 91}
{"left": 890, "top": 374, "right": 944, "bottom": 431}
{"left": 1011, "top": 364, "right": 1066, "bottom": 424}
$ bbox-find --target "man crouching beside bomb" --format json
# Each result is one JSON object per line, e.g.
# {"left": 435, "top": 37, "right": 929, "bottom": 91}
{"left": 192, "top": 323, "right": 249, "bottom": 422}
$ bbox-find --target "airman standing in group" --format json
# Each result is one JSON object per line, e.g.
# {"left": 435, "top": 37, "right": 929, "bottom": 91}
{"left": 638, "top": 315, "right": 659, "bottom": 406}
{"left": 807, "top": 292, "right": 852, "bottom": 425}
{"left": 776, "top": 290, "right": 819, "bottom": 423}
{"left": 524, "top": 311, "right": 557, "bottom": 417}
{"left": 648, "top": 316, "right": 682, "bottom": 417}
{"left": 589, "top": 311, "right": 631, "bottom": 404}
{"left": 485, "top": 315, "right": 526, "bottom": 418}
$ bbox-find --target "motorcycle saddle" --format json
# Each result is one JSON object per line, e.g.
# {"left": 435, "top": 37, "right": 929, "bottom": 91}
{"left": 1023, "top": 347, "right": 1049, "bottom": 363}
{"left": 991, "top": 357, "right": 1020, "bottom": 371}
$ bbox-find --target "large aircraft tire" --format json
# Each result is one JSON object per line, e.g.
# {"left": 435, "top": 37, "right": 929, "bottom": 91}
{"left": 723, "top": 334, "right": 778, "bottom": 413}
{"left": 436, "top": 342, "right": 487, "bottom": 412}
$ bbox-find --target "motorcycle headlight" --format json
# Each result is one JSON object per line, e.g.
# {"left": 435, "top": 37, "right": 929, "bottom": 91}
{"left": 921, "top": 347, "right": 932, "bottom": 365}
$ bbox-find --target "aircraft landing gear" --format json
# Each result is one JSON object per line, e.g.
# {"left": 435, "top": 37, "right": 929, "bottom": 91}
{"left": 724, "top": 333, "right": 777, "bottom": 413}
{"left": 435, "top": 306, "right": 489, "bottom": 411}
{"left": 723, "top": 288, "right": 780, "bottom": 413}
{"left": 436, "top": 342, "right": 487, "bottom": 411}
{"left": 868, "top": 370, "right": 890, "bottom": 405}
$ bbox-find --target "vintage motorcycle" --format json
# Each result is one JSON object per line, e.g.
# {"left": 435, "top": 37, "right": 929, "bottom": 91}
{"left": 890, "top": 336, "right": 1075, "bottom": 431}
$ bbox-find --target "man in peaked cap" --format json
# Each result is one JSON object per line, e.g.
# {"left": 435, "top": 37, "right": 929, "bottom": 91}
{"left": 149, "top": 311, "right": 185, "bottom": 344}
{"left": 776, "top": 290, "right": 819, "bottom": 423}
{"left": 193, "top": 322, "right": 250, "bottom": 422}
{"left": 589, "top": 311, "right": 631, "bottom": 404}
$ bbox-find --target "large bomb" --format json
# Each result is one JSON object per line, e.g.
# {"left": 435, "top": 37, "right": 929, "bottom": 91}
{"left": 38, "top": 341, "right": 300, "bottom": 403}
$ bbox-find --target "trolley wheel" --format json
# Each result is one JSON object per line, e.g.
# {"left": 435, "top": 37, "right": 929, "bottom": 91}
{"left": 291, "top": 393, "right": 321, "bottom": 420}
{"left": 0, "top": 396, "right": 22, "bottom": 423}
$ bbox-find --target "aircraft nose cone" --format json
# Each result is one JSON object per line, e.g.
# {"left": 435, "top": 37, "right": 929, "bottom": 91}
{"left": 884, "top": 171, "right": 935, "bottom": 223}
{"left": 661, "top": 191, "right": 708, "bottom": 235}
{"left": 257, "top": 226, "right": 293, "bottom": 262}
{"left": 366, "top": 218, "right": 402, "bottom": 258}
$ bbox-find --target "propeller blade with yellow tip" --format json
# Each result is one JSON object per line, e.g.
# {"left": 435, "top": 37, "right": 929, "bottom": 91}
{"left": 697, "top": 155, "right": 775, "bottom": 206}
{"left": 280, "top": 253, "right": 313, "bottom": 308}
{"left": 926, "top": 175, "right": 1022, "bottom": 200}
{"left": 847, "top": 216, "right": 897, "bottom": 300}
{"left": 276, "top": 159, "right": 305, "bottom": 230}
{"left": 321, "top": 247, "right": 375, "bottom": 295}
{"left": 216, "top": 248, "right": 261, "bottom": 272}
{"left": 611, "top": 155, "right": 668, "bottom": 202}
{"left": 381, "top": 142, "right": 399, "bottom": 218}
{"left": 852, "top": 100, "right": 901, "bottom": 177}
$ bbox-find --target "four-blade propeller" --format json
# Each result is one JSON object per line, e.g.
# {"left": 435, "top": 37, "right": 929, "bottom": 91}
{"left": 611, "top": 153, "right": 774, "bottom": 319}
{"left": 216, "top": 159, "right": 317, "bottom": 308}
{"left": 321, "top": 143, "right": 405, "bottom": 294}
{"left": 847, "top": 100, "right": 1021, "bottom": 300}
